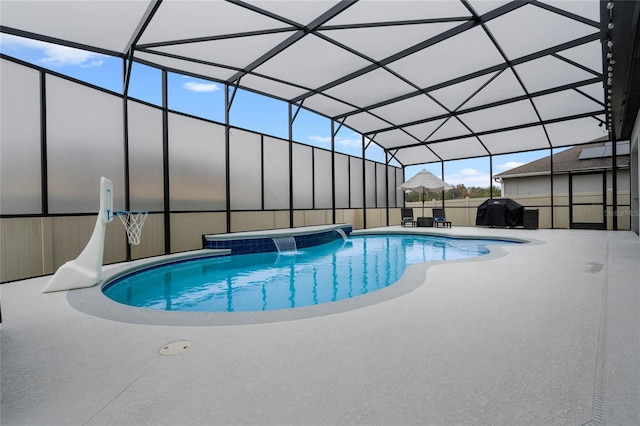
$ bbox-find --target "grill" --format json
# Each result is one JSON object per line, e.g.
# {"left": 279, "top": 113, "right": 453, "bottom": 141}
{"left": 476, "top": 198, "right": 524, "bottom": 227}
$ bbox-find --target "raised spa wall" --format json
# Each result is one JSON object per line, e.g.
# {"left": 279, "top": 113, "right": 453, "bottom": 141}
{"left": 202, "top": 224, "right": 353, "bottom": 255}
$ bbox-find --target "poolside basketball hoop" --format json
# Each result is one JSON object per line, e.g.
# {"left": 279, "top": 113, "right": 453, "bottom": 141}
{"left": 115, "top": 211, "right": 148, "bottom": 245}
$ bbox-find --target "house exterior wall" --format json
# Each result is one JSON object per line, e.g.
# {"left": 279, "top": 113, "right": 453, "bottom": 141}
{"left": 502, "top": 171, "right": 630, "bottom": 198}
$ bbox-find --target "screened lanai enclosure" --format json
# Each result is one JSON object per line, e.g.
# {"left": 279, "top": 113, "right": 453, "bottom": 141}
{"left": 1, "top": 0, "right": 639, "bottom": 282}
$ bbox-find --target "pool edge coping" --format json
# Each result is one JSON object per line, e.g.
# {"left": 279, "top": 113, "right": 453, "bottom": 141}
{"left": 67, "top": 231, "right": 542, "bottom": 327}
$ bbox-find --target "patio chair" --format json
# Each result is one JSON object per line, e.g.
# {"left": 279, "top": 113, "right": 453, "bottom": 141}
{"left": 401, "top": 208, "right": 417, "bottom": 227}
{"left": 432, "top": 208, "right": 452, "bottom": 228}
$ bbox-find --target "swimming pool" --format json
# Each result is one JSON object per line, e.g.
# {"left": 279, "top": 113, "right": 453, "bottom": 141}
{"left": 103, "top": 235, "right": 515, "bottom": 312}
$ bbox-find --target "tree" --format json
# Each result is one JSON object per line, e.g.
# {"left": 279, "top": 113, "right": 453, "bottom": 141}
{"left": 403, "top": 185, "right": 501, "bottom": 202}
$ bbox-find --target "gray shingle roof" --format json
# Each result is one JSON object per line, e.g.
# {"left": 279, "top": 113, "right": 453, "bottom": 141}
{"left": 495, "top": 140, "right": 630, "bottom": 178}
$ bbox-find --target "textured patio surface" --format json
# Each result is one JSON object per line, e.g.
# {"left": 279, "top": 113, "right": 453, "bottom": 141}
{"left": 1, "top": 227, "right": 638, "bottom": 426}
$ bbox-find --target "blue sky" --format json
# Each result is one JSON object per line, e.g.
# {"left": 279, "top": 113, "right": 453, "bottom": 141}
{"left": 0, "top": 33, "right": 553, "bottom": 188}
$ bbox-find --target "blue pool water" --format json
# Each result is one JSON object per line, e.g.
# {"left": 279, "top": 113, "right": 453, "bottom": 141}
{"left": 103, "top": 235, "right": 514, "bottom": 312}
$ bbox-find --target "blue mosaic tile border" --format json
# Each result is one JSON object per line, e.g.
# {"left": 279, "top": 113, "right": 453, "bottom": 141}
{"left": 203, "top": 226, "right": 352, "bottom": 255}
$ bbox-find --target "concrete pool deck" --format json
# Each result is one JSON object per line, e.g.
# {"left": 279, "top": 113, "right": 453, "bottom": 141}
{"left": 1, "top": 226, "right": 638, "bottom": 425}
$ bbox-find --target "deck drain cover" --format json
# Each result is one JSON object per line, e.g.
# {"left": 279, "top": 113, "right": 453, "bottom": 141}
{"left": 160, "top": 340, "right": 191, "bottom": 356}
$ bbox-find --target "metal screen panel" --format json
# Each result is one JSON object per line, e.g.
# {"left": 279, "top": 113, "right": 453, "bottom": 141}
{"left": 128, "top": 101, "right": 164, "bottom": 212}
{"left": 546, "top": 118, "right": 606, "bottom": 147}
{"left": 393, "top": 146, "right": 440, "bottom": 167}
{"left": 168, "top": 113, "right": 226, "bottom": 211}
{"left": 323, "top": 68, "right": 416, "bottom": 108}
{"left": 335, "top": 153, "right": 349, "bottom": 208}
{"left": 0, "top": 60, "right": 41, "bottom": 214}
{"left": 376, "top": 163, "right": 387, "bottom": 207}
{"left": 46, "top": 75, "right": 124, "bottom": 213}
{"left": 430, "top": 73, "right": 497, "bottom": 111}
{"left": 387, "top": 166, "right": 397, "bottom": 208}
{"left": 230, "top": 128, "right": 262, "bottom": 211}
{"left": 387, "top": 27, "right": 503, "bottom": 89}
{"left": 462, "top": 69, "right": 526, "bottom": 109}
{"left": 514, "top": 56, "right": 596, "bottom": 94}
{"left": 533, "top": 90, "right": 603, "bottom": 121}
{"left": 403, "top": 119, "right": 448, "bottom": 142}
{"left": 430, "top": 137, "right": 489, "bottom": 161}
{"left": 320, "top": 22, "right": 459, "bottom": 62}
{"left": 372, "top": 129, "right": 419, "bottom": 150}
{"left": 396, "top": 168, "right": 404, "bottom": 207}
{"left": 263, "top": 136, "right": 290, "bottom": 210}
{"left": 486, "top": 4, "right": 595, "bottom": 60}
{"left": 292, "top": 143, "right": 313, "bottom": 209}
{"left": 349, "top": 157, "right": 363, "bottom": 208}
{"left": 314, "top": 149, "right": 332, "bottom": 209}
{"left": 428, "top": 118, "right": 471, "bottom": 141}
{"left": 1, "top": 1, "right": 611, "bottom": 167}
{"left": 138, "top": 0, "right": 285, "bottom": 45}
{"left": 0, "top": 1, "right": 151, "bottom": 53}
{"left": 370, "top": 94, "right": 447, "bottom": 125}
{"left": 480, "top": 127, "right": 549, "bottom": 155}
{"left": 365, "top": 160, "right": 376, "bottom": 208}
{"left": 254, "top": 36, "right": 371, "bottom": 89}
{"left": 458, "top": 100, "right": 538, "bottom": 133}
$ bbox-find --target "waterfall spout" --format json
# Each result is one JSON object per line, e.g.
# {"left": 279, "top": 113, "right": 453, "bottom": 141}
{"left": 272, "top": 236, "right": 297, "bottom": 253}
{"left": 336, "top": 228, "right": 348, "bottom": 241}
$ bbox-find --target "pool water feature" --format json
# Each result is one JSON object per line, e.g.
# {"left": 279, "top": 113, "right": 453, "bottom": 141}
{"left": 272, "top": 236, "right": 297, "bottom": 253}
{"left": 103, "top": 235, "right": 515, "bottom": 313}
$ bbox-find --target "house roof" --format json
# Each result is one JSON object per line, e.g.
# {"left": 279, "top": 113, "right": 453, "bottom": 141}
{"left": 495, "top": 140, "right": 630, "bottom": 179}
{"left": 0, "top": 1, "right": 619, "bottom": 165}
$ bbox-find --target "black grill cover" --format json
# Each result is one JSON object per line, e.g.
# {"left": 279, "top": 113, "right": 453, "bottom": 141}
{"left": 476, "top": 198, "right": 524, "bottom": 227}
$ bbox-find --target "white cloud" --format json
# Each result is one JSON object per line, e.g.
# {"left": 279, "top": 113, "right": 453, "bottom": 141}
{"left": 337, "top": 136, "right": 363, "bottom": 148}
{"left": 1, "top": 34, "right": 106, "bottom": 67}
{"left": 308, "top": 135, "right": 330, "bottom": 144}
{"left": 446, "top": 168, "right": 491, "bottom": 187}
{"left": 306, "top": 134, "right": 363, "bottom": 149}
{"left": 183, "top": 81, "right": 221, "bottom": 92}
{"left": 496, "top": 161, "right": 524, "bottom": 171}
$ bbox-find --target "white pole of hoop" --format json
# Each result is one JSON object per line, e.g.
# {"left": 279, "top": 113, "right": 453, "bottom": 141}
{"left": 43, "top": 177, "right": 113, "bottom": 293}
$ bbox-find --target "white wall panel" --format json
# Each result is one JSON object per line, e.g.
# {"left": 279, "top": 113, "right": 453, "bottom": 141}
{"left": 314, "top": 149, "right": 332, "bottom": 209}
{"left": 365, "top": 160, "right": 376, "bottom": 207}
{"left": 387, "top": 166, "right": 397, "bottom": 207}
{"left": 376, "top": 163, "right": 387, "bottom": 207}
{"left": 168, "top": 113, "right": 225, "bottom": 211}
{"left": 350, "top": 157, "right": 363, "bottom": 208}
{"left": 335, "top": 153, "right": 349, "bottom": 208}
{"left": 263, "top": 136, "right": 290, "bottom": 210}
{"left": 293, "top": 144, "right": 313, "bottom": 209}
{"left": 0, "top": 60, "right": 42, "bottom": 214}
{"left": 128, "top": 101, "right": 164, "bottom": 211}
{"left": 47, "top": 75, "right": 124, "bottom": 213}
{"left": 230, "top": 128, "right": 262, "bottom": 210}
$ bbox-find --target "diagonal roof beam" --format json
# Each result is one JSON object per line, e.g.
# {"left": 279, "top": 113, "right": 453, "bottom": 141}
{"left": 0, "top": 26, "right": 121, "bottom": 57}
{"left": 367, "top": 76, "right": 602, "bottom": 135}
{"left": 123, "top": 0, "right": 163, "bottom": 95}
{"left": 461, "top": 0, "right": 552, "bottom": 153}
{"left": 551, "top": 52, "right": 602, "bottom": 77}
{"left": 531, "top": 0, "right": 600, "bottom": 28}
{"left": 225, "top": 0, "right": 309, "bottom": 28}
{"left": 136, "top": 27, "right": 297, "bottom": 49}
{"left": 291, "top": 0, "right": 531, "bottom": 104}
{"left": 335, "top": 32, "right": 600, "bottom": 121}
{"left": 123, "top": 0, "right": 163, "bottom": 55}
{"left": 392, "top": 109, "right": 606, "bottom": 150}
{"left": 318, "top": 16, "right": 471, "bottom": 31}
{"left": 225, "top": 1, "right": 358, "bottom": 85}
